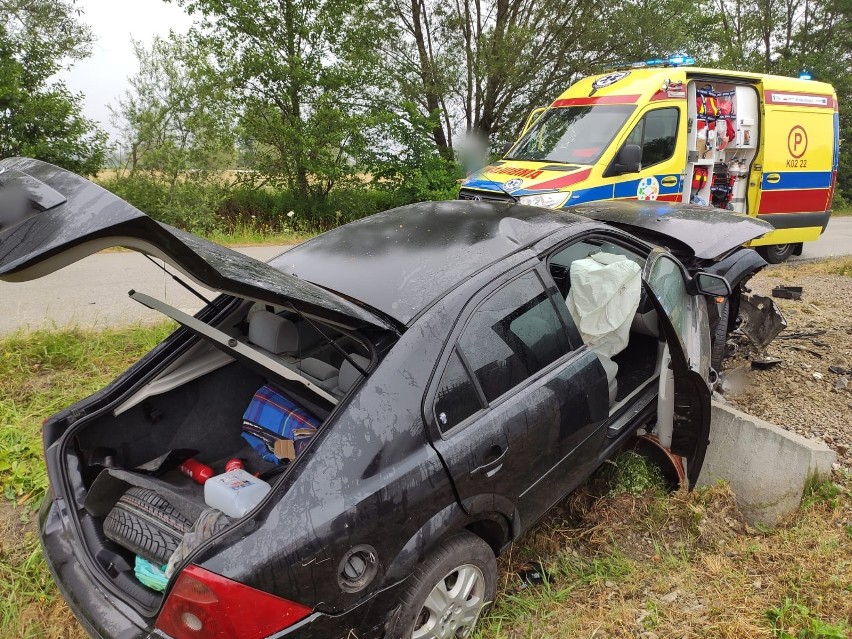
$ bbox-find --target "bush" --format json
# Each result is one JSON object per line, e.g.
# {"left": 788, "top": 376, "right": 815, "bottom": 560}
{"left": 98, "top": 168, "right": 459, "bottom": 237}
{"left": 98, "top": 173, "right": 226, "bottom": 234}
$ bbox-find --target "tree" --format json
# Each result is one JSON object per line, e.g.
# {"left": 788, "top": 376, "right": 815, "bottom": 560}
{"left": 381, "top": 0, "right": 714, "bottom": 155}
{"left": 111, "top": 34, "right": 237, "bottom": 179}
{"left": 0, "top": 0, "right": 107, "bottom": 175}
{"left": 168, "top": 0, "right": 386, "bottom": 204}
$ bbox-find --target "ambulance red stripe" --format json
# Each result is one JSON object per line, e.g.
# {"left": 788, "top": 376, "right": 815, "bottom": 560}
{"left": 551, "top": 95, "right": 641, "bottom": 107}
{"left": 528, "top": 168, "right": 592, "bottom": 191}
{"left": 758, "top": 189, "right": 832, "bottom": 214}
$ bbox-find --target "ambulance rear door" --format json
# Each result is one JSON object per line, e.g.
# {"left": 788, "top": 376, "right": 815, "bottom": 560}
{"left": 753, "top": 83, "right": 836, "bottom": 240}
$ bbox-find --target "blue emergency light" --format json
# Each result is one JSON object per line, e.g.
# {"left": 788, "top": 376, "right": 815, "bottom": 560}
{"left": 607, "top": 54, "right": 696, "bottom": 71}
{"left": 799, "top": 70, "right": 813, "bottom": 80}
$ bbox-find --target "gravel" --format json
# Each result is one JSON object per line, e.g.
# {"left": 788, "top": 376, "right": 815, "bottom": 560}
{"left": 719, "top": 266, "right": 852, "bottom": 469}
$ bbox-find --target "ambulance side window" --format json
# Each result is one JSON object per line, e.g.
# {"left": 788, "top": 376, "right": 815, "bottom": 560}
{"left": 625, "top": 108, "right": 679, "bottom": 168}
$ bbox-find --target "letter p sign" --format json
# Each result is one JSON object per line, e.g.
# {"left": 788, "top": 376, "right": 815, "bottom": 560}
{"left": 787, "top": 125, "right": 808, "bottom": 159}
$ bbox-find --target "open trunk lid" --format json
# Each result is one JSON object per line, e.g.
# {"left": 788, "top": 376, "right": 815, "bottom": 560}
{"left": 0, "top": 158, "right": 394, "bottom": 332}
{"left": 571, "top": 200, "right": 773, "bottom": 260}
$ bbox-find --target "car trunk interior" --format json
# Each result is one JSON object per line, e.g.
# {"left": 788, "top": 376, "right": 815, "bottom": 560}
{"left": 58, "top": 298, "right": 380, "bottom": 611}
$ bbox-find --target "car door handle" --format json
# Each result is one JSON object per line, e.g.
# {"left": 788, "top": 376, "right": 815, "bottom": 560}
{"left": 470, "top": 445, "right": 508, "bottom": 479}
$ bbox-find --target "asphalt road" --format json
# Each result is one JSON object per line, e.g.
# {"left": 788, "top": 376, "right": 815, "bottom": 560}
{"left": 0, "top": 245, "right": 287, "bottom": 335}
{"left": 1, "top": 217, "right": 850, "bottom": 336}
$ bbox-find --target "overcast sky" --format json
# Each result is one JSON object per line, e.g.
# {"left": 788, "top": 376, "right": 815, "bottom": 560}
{"left": 60, "top": 0, "right": 196, "bottom": 142}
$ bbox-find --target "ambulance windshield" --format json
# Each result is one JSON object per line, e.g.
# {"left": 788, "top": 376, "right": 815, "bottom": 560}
{"left": 507, "top": 105, "right": 636, "bottom": 164}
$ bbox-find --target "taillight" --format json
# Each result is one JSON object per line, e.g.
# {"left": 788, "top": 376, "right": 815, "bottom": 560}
{"left": 155, "top": 564, "right": 312, "bottom": 639}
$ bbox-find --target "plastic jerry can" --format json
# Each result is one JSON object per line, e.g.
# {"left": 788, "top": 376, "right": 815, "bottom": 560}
{"left": 204, "top": 468, "right": 271, "bottom": 518}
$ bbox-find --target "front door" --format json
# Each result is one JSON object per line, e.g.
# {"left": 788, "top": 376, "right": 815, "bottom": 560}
{"left": 603, "top": 106, "right": 686, "bottom": 203}
{"left": 642, "top": 249, "right": 712, "bottom": 486}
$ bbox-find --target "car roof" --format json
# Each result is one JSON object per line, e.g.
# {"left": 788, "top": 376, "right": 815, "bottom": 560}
{"left": 270, "top": 200, "right": 592, "bottom": 326}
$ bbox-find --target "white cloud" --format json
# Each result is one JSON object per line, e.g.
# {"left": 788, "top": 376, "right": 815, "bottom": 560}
{"left": 58, "top": 0, "right": 196, "bottom": 141}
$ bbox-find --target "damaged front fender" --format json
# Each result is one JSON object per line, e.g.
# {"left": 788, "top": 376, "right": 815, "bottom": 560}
{"left": 738, "top": 293, "right": 787, "bottom": 351}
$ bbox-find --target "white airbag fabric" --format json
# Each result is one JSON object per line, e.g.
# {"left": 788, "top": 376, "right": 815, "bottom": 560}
{"left": 565, "top": 253, "right": 641, "bottom": 358}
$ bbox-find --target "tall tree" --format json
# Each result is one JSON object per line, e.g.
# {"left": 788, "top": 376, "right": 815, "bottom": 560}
{"left": 0, "top": 0, "right": 107, "bottom": 174}
{"left": 382, "top": 0, "right": 714, "bottom": 155}
{"left": 111, "top": 34, "right": 237, "bottom": 179}
{"left": 169, "top": 0, "right": 385, "bottom": 203}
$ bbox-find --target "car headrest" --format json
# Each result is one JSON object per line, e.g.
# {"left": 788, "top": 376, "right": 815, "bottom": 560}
{"left": 337, "top": 354, "right": 370, "bottom": 394}
{"left": 248, "top": 310, "right": 299, "bottom": 355}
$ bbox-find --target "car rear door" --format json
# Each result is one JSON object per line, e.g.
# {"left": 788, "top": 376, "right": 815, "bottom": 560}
{"left": 642, "top": 248, "right": 712, "bottom": 487}
{"left": 424, "top": 263, "right": 610, "bottom": 528}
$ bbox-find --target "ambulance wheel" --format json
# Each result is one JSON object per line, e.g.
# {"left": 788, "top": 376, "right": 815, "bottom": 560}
{"left": 758, "top": 244, "right": 795, "bottom": 264}
{"left": 388, "top": 532, "right": 496, "bottom": 639}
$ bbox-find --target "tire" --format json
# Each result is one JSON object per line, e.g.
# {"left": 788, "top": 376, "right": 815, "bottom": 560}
{"left": 387, "top": 533, "right": 497, "bottom": 639}
{"left": 103, "top": 487, "right": 194, "bottom": 564}
{"left": 757, "top": 243, "right": 795, "bottom": 264}
{"left": 710, "top": 298, "right": 730, "bottom": 371}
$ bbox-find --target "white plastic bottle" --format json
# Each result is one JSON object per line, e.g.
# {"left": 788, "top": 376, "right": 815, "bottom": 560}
{"left": 203, "top": 468, "right": 271, "bottom": 518}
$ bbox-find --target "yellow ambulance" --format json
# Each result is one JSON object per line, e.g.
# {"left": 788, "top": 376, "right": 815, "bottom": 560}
{"left": 459, "top": 57, "right": 840, "bottom": 262}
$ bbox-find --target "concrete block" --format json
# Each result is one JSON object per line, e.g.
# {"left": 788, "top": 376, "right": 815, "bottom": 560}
{"left": 696, "top": 401, "right": 835, "bottom": 527}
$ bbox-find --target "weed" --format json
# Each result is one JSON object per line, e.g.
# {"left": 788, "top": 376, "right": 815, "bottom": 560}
{"left": 801, "top": 478, "right": 841, "bottom": 510}
{"left": 605, "top": 451, "right": 668, "bottom": 497}
{"left": 766, "top": 597, "right": 849, "bottom": 639}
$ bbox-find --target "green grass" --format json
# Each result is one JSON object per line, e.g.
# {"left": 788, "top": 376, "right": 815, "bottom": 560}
{"left": 603, "top": 451, "right": 668, "bottom": 497}
{"left": 831, "top": 208, "right": 852, "bottom": 217}
{"left": 767, "top": 597, "right": 850, "bottom": 638}
{"left": 0, "top": 323, "right": 174, "bottom": 638}
{"left": 202, "top": 222, "right": 315, "bottom": 247}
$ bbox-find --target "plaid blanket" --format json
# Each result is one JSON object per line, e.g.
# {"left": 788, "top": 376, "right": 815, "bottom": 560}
{"left": 241, "top": 385, "right": 319, "bottom": 463}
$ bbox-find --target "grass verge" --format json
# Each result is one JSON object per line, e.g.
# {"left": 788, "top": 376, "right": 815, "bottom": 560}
{"left": 203, "top": 223, "right": 315, "bottom": 247}
{"left": 0, "top": 323, "right": 175, "bottom": 638}
{"left": 767, "top": 255, "right": 852, "bottom": 279}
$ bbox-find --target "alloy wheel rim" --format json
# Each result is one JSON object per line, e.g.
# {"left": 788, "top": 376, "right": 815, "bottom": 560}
{"left": 412, "top": 564, "right": 486, "bottom": 639}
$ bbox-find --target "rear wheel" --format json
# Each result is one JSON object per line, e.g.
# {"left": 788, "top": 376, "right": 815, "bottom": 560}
{"left": 389, "top": 533, "right": 496, "bottom": 639}
{"left": 757, "top": 243, "right": 795, "bottom": 264}
{"left": 103, "top": 487, "right": 194, "bottom": 564}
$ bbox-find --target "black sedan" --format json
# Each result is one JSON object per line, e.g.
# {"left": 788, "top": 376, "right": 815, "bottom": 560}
{"left": 0, "top": 158, "right": 773, "bottom": 639}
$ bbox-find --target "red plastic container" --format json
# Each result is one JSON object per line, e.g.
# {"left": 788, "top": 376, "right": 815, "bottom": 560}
{"left": 179, "top": 458, "right": 214, "bottom": 485}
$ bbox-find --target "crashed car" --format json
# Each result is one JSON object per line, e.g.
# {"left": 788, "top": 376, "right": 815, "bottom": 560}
{"left": 0, "top": 158, "right": 775, "bottom": 639}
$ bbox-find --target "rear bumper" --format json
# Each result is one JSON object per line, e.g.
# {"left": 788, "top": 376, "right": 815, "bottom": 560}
{"left": 39, "top": 497, "right": 152, "bottom": 639}
{"left": 40, "top": 496, "right": 405, "bottom": 639}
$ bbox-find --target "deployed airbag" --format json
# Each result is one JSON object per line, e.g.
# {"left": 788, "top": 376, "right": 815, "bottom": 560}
{"left": 565, "top": 253, "right": 642, "bottom": 358}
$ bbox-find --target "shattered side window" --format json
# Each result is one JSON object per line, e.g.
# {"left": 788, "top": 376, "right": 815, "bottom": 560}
{"left": 647, "top": 255, "right": 689, "bottom": 349}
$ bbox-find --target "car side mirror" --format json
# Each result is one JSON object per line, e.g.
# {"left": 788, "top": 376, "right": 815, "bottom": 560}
{"left": 692, "top": 272, "right": 732, "bottom": 296}
{"left": 614, "top": 144, "right": 642, "bottom": 174}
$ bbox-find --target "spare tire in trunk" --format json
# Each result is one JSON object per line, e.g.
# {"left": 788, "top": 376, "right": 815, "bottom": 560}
{"left": 104, "top": 487, "right": 194, "bottom": 564}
